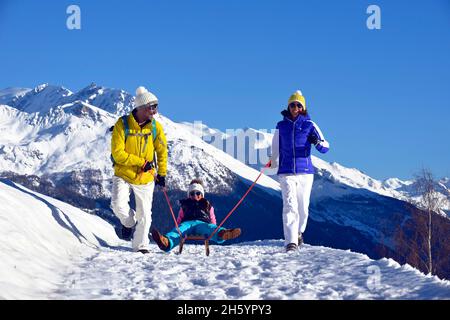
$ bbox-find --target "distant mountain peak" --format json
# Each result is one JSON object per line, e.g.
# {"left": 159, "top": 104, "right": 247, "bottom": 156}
{"left": 0, "top": 87, "right": 31, "bottom": 105}
{"left": 35, "top": 83, "right": 49, "bottom": 91}
{"left": 1, "top": 83, "right": 135, "bottom": 116}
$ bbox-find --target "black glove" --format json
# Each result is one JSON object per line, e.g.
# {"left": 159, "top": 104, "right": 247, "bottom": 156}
{"left": 155, "top": 174, "right": 166, "bottom": 187}
{"left": 142, "top": 161, "right": 153, "bottom": 172}
{"left": 308, "top": 135, "right": 320, "bottom": 146}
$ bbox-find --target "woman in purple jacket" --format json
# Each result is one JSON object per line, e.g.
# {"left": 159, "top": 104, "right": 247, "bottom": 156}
{"left": 270, "top": 90, "right": 329, "bottom": 252}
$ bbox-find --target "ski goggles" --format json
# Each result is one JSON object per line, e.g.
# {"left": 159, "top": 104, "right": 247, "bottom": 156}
{"left": 189, "top": 191, "right": 202, "bottom": 197}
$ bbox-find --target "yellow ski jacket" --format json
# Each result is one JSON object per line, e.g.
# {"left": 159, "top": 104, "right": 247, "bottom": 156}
{"left": 111, "top": 114, "right": 167, "bottom": 185}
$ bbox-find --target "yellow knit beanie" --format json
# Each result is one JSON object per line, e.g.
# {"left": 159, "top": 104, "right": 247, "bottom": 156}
{"left": 288, "top": 90, "right": 306, "bottom": 109}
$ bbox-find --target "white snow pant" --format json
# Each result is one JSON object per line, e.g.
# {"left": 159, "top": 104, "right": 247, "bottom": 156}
{"left": 111, "top": 176, "right": 155, "bottom": 251}
{"left": 279, "top": 174, "right": 314, "bottom": 246}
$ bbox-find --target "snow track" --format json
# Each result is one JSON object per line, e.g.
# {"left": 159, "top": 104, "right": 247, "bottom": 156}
{"left": 51, "top": 241, "right": 450, "bottom": 300}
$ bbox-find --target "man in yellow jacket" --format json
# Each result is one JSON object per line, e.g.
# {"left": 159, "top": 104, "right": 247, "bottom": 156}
{"left": 110, "top": 86, "right": 168, "bottom": 254}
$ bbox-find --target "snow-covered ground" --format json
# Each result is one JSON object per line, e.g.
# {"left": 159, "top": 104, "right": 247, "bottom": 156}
{"left": 1, "top": 180, "right": 449, "bottom": 300}
{"left": 51, "top": 241, "right": 450, "bottom": 300}
{"left": 0, "top": 179, "right": 119, "bottom": 299}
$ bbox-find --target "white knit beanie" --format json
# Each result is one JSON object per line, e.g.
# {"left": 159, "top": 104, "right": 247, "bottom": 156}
{"left": 188, "top": 183, "right": 205, "bottom": 197}
{"left": 134, "top": 86, "right": 158, "bottom": 108}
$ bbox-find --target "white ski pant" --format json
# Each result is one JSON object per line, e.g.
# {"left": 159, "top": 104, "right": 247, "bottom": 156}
{"left": 279, "top": 174, "right": 314, "bottom": 246}
{"left": 111, "top": 176, "right": 155, "bottom": 251}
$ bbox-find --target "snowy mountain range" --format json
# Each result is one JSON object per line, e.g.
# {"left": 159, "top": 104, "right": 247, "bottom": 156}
{"left": 0, "top": 84, "right": 449, "bottom": 281}
{"left": 180, "top": 123, "right": 450, "bottom": 216}
{"left": 1, "top": 179, "right": 449, "bottom": 299}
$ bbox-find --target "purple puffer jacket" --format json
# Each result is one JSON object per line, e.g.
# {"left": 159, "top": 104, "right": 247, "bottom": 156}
{"left": 273, "top": 110, "right": 329, "bottom": 175}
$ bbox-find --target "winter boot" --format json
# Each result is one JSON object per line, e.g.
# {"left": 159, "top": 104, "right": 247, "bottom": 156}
{"left": 151, "top": 229, "right": 170, "bottom": 251}
{"left": 285, "top": 243, "right": 298, "bottom": 252}
{"left": 218, "top": 228, "right": 241, "bottom": 240}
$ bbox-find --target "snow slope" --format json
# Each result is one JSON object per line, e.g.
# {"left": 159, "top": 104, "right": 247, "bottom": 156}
{"left": 1, "top": 179, "right": 449, "bottom": 300}
{"left": 0, "top": 179, "right": 119, "bottom": 299}
{"left": 0, "top": 87, "right": 31, "bottom": 105}
{"left": 382, "top": 177, "right": 450, "bottom": 216}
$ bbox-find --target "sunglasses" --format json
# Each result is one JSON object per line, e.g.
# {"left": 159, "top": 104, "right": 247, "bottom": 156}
{"left": 143, "top": 103, "right": 158, "bottom": 110}
{"left": 289, "top": 102, "right": 303, "bottom": 109}
{"left": 189, "top": 191, "right": 202, "bottom": 197}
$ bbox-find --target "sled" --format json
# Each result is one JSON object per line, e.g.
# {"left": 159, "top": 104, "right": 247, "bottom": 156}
{"left": 161, "top": 161, "right": 270, "bottom": 256}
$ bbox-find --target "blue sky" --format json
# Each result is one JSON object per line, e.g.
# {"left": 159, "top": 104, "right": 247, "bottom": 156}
{"left": 1, "top": 0, "right": 449, "bottom": 180}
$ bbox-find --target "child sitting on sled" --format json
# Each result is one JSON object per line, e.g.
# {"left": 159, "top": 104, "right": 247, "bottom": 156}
{"left": 151, "top": 179, "right": 241, "bottom": 252}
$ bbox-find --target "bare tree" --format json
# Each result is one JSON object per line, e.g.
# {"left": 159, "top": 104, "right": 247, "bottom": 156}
{"left": 412, "top": 168, "right": 448, "bottom": 274}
